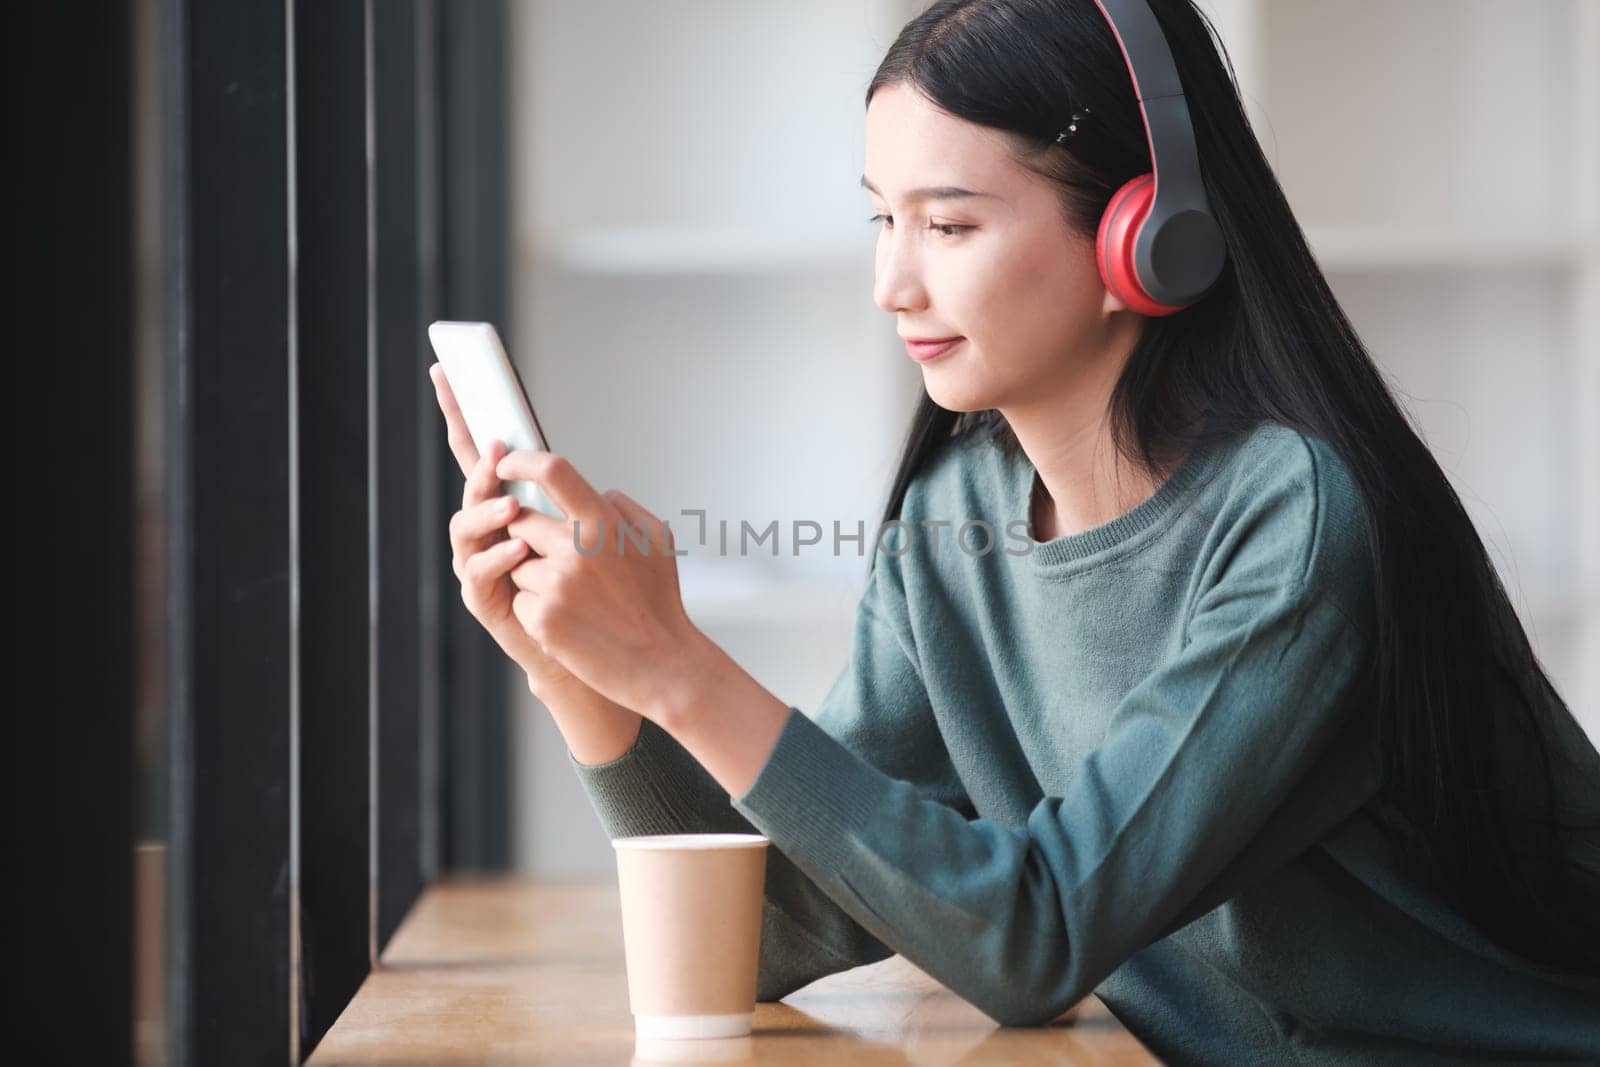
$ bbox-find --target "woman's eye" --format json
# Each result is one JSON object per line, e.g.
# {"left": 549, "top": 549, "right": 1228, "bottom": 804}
{"left": 866, "top": 214, "right": 971, "bottom": 237}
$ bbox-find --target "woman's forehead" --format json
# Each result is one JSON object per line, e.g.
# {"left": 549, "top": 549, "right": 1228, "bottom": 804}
{"left": 865, "top": 87, "right": 1028, "bottom": 200}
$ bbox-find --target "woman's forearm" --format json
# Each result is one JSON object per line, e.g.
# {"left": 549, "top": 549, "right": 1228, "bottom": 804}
{"left": 654, "top": 627, "right": 792, "bottom": 800}
{"left": 530, "top": 675, "right": 643, "bottom": 766}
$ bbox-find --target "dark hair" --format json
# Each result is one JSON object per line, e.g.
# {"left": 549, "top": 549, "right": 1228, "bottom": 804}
{"left": 864, "top": 0, "right": 1598, "bottom": 972}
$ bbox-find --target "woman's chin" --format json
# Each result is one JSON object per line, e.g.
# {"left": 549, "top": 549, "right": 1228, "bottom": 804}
{"left": 922, "top": 376, "right": 997, "bottom": 414}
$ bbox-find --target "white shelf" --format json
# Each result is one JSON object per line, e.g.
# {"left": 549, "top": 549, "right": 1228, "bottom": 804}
{"left": 682, "top": 580, "right": 860, "bottom": 627}
{"left": 521, "top": 223, "right": 1593, "bottom": 278}
{"left": 518, "top": 225, "right": 874, "bottom": 276}
{"left": 1304, "top": 225, "right": 1590, "bottom": 273}
{"left": 677, "top": 558, "right": 863, "bottom": 627}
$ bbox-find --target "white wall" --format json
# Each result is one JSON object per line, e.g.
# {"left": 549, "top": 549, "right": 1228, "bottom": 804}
{"left": 506, "top": 0, "right": 921, "bottom": 879}
{"left": 508, "top": 0, "right": 1600, "bottom": 878}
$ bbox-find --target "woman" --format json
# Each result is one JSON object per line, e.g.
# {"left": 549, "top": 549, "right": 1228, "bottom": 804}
{"left": 431, "top": 0, "right": 1600, "bottom": 1060}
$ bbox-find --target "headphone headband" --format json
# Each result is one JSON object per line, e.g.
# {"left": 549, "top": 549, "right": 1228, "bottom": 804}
{"left": 1089, "top": 0, "right": 1226, "bottom": 307}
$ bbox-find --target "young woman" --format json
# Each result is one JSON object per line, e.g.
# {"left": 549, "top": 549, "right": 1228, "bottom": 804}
{"left": 431, "top": 0, "right": 1599, "bottom": 1059}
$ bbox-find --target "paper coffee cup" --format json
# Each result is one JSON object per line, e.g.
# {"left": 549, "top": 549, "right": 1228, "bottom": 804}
{"left": 633, "top": 1034, "right": 755, "bottom": 1064}
{"left": 612, "top": 833, "right": 770, "bottom": 1039}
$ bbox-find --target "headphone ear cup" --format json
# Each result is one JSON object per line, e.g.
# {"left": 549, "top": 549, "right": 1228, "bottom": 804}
{"left": 1095, "top": 173, "right": 1186, "bottom": 318}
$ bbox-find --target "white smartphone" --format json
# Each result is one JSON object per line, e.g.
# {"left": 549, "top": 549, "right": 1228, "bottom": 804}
{"left": 427, "top": 320, "right": 566, "bottom": 520}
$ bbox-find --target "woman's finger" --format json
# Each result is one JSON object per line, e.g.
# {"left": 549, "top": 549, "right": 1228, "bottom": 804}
{"left": 463, "top": 536, "right": 530, "bottom": 592}
{"left": 463, "top": 439, "right": 510, "bottom": 511}
{"left": 604, "top": 488, "right": 672, "bottom": 553}
{"left": 495, "top": 450, "right": 616, "bottom": 541}
{"left": 450, "top": 493, "right": 521, "bottom": 561}
{"left": 429, "top": 362, "right": 480, "bottom": 479}
{"left": 505, "top": 508, "right": 574, "bottom": 561}
{"left": 507, "top": 554, "right": 556, "bottom": 595}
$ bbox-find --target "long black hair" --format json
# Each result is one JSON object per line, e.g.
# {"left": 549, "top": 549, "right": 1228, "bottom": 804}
{"left": 864, "top": 0, "right": 1598, "bottom": 972}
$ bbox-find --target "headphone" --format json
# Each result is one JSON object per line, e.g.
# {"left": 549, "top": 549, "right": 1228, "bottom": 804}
{"left": 1080, "top": 0, "right": 1227, "bottom": 316}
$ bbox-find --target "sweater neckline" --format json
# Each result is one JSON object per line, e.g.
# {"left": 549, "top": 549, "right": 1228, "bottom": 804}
{"left": 1009, "top": 430, "right": 1230, "bottom": 574}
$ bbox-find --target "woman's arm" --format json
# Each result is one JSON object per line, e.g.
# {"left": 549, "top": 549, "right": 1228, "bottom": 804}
{"left": 536, "top": 676, "right": 642, "bottom": 766}
{"left": 710, "top": 575, "right": 1375, "bottom": 1027}
{"left": 655, "top": 460, "right": 1383, "bottom": 1029}
{"left": 565, "top": 561, "right": 975, "bottom": 1002}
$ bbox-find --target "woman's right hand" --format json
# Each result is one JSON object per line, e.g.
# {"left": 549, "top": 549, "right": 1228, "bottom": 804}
{"left": 430, "top": 363, "right": 624, "bottom": 708}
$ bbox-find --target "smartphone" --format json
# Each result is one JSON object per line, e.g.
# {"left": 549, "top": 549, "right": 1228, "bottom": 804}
{"left": 426, "top": 320, "right": 566, "bottom": 520}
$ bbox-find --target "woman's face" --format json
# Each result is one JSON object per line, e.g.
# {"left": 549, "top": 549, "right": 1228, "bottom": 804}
{"left": 864, "top": 82, "right": 1131, "bottom": 414}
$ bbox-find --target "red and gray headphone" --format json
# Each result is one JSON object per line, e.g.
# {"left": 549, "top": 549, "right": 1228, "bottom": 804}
{"left": 1069, "top": 0, "right": 1227, "bottom": 316}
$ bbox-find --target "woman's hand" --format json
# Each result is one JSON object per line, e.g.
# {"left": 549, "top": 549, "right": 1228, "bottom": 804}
{"left": 497, "top": 448, "right": 709, "bottom": 727}
{"left": 430, "top": 362, "right": 598, "bottom": 704}
{"left": 493, "top": 445, "right": 795, "bottom": 797}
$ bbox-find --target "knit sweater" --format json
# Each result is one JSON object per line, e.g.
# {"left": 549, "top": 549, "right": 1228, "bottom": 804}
{"left": 569, "top": 420, "right": 1600, "bottom": 1064}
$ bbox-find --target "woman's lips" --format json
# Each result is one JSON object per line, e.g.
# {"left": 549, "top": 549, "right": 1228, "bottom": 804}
{"left": 904, "top": 336, "right": 964, "bottom": 362}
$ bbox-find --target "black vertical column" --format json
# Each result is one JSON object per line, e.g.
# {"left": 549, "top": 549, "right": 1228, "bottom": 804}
{"left": 184, "top": 0, "right": 295, "bottom": 1060}
{"left": 374, "top": 0, "right": 428, "bottom": 949}
{"left": 295, "top": 0, "right": 373, "bottom": 1053}
{"left": 22, "top": 3, "right": 135, "bottom": 1062}
{"left": 436, "top": 0, "right": 513, "bottom": 873}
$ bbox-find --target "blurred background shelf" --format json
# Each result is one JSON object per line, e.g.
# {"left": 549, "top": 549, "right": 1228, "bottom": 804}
{"left": 518, "top": 226, "right": 876, "bottom": 276}
{"left": 1305, "top": 225, "right": 1593, "bottom": 272}
{"left": 677, "top": 558, "right": 865, "bottom": 628}
{"left": 505, "top": 0, "right": 1600, "bottom": 878}
{"left": 1210, "top": 0, "right": 1599, "bottom": 743}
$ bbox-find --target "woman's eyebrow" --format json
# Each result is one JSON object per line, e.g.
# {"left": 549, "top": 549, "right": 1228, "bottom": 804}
{"left": 859, "top": 175, "right": 1000, "bottom": 203}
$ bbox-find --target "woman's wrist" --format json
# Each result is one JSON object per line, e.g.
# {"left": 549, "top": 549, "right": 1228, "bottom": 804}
{"left": 646, "top": 623, "right": 728, "bottom": 732}
{"left": 530, "top": 673, "right": 644, "bottom": 766}
{"left": 648, "top": 626, "right": 793, "bottom": 798}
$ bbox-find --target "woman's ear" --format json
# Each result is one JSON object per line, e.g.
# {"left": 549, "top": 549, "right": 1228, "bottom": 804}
{"left": 1101, "top": 281, "right": 1132, "bottom": 317}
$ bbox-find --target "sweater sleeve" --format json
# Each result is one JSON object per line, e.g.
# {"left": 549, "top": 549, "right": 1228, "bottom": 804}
{"left": 566, "top": 556, "right": 974, "bottom": 1001}
{"left": 727, "top": 473, "right": 1378, "bottom": 1027}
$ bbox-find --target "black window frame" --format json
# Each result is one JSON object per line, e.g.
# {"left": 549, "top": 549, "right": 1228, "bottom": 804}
{"left": 23, "top": 1, "right": 514, "bottom": 1061}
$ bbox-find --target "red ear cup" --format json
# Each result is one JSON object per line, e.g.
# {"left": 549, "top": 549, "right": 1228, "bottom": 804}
{"left": 1095, "top": 173, "right": 1187, "bottom": 317}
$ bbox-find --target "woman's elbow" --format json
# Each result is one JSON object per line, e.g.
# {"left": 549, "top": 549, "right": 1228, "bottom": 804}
{"left": 971, "top": 955, "right": 1083, "bottom": 1027}
{"left": 978, "top": 991, "right": 1076, "bottom": 1029}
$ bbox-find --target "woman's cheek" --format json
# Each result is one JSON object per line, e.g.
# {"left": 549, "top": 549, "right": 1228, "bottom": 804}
{"left": 949, "top": 255, "right": 1010, "bottom": 334}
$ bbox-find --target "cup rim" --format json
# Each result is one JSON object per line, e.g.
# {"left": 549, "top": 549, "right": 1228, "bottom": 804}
{"left": 612, "top": 833, "right": 770, "bottom": 851}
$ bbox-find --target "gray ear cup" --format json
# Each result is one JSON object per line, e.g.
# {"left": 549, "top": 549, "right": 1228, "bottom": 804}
{"left": 1141, "top": 206, "right": 1227, "bottom": 306}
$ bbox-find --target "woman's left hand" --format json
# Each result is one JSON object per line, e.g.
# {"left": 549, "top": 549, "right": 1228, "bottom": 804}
{"left": 498, "top": 449, "right": 704, "bottom": 726}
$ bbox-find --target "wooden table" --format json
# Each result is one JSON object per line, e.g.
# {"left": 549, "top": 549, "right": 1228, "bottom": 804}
{"left": 308, "top": 878, "right": 1158, "bottom": 1065}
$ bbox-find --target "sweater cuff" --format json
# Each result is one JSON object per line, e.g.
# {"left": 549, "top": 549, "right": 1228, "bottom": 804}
{"left": 566, "top": 717, "right": 711, "bottom": 838}
{"left": 731, "top": 705, "right": 901, "bottom": 874}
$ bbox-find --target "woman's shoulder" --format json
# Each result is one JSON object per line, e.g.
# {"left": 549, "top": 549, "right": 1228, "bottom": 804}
{"left": 1225, "top": 420, "right": 1358, "bottom": 502}
{"left": 1203, "top": 420, "right": 1373, "bottom": 607}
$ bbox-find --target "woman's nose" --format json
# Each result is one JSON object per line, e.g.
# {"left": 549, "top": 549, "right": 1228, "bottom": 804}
{"left": 873, "top": 236, "right": 927, "bottom": 314}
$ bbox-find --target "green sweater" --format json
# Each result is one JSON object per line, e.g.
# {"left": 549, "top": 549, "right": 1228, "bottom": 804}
{"left": 570, "top": 420, "right": 1600, "bottom": 1063}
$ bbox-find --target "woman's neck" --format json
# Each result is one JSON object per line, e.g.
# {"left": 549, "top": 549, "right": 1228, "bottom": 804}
{"left": 1019, "top": 417, "right": 1162, "bottom": 541}
{"left": 1002, "top": 328, "right": 1167, "bottom": 541}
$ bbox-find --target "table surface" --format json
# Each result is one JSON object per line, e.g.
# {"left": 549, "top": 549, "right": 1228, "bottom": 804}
{"left": 307, "top": 878, "right": 1159, "bottom": 1065}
